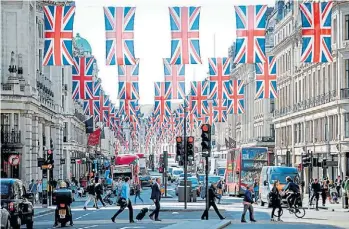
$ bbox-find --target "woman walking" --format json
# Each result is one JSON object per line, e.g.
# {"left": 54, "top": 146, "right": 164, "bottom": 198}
{"left": 270, "top": 180, "right": 282, "bottom": 222}
{"left": 134, "top": 183, "right": 144, "bottom": 204}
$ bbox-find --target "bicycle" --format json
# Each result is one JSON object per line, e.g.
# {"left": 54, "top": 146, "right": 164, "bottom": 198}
{"left": 273, "top": 193, "right": 306, "bottom": 218}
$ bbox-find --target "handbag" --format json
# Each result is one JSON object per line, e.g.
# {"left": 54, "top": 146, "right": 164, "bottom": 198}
{"left": 117, "top": 197, "right": 127, "bottom": 207}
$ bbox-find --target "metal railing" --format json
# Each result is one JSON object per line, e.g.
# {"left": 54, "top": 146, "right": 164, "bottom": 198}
{"left": 274, "top": 90, "right": 337, "bottom": 118}
{"left": 1, "top": 130, "right": 21, "bottom": 144}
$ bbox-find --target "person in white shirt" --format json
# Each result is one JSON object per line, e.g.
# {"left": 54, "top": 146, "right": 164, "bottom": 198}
{"left": 37, "top": 180, "right": 43, "bottom": 203}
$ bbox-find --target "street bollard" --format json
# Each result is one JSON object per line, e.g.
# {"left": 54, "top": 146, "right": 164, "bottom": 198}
{"left": 342, "top": 192, "right": 348, "bottom": 209}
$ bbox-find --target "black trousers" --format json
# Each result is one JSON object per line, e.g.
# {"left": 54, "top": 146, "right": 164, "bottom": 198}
{"left": 321, "top": 191, "right": 327, "bottom": 205}
{"left": 201, "top": 201, "right": 224, "bottom": 220}
{"left": 149, "top": 200, "right": 160, "bottom": 220}
{"left": 96, "top": 193, "right": 105, "bottom": 206}
{"left": 310, "top": 193, "right": 319, "bottom": 209}
{"left": 336, "top": 186, "right": 341, "bottom": 197}
{"left": 112, "top": 198, "right": 134, "bottom": 222}
{"left": 271, "top": 203, "right": 282, "bottom": 218}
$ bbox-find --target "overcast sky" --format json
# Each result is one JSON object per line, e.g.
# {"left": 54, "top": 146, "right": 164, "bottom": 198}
{"left": 74, "top": 0, "right": 275, "bottom": 106}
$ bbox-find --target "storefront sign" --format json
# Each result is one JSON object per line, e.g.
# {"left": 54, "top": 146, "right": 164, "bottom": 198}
{"left": 71, "top": 158, "right": 76, "bottom": 164}
{"left": 60, "top": 159, "right": 66, "bottom": 165}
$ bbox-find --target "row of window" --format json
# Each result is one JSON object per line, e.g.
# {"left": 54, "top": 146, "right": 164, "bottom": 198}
{"left": 1, "top": 113, "right": 19, "bottom": 132}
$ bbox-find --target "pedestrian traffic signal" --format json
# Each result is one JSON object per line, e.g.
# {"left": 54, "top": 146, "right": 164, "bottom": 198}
{"left": 201, "top": 124, "right": 211, "bottom": 157}
{"left": 176, "top": 136, "right": 183, "bottom": 161}
{"left": 46, "top": 149, "right": 54, "bottom": 169}
{"left": 187, "top": 136, "right": 194, "bottom": 161}
{"left": 302, "top": 152, "right": 311, "bottom": 167}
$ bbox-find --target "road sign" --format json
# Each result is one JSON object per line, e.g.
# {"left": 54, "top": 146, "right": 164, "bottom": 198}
{"left": 71, "top": 158, "right": 76, "bottom": 164}
{"left": 8, "top": 155, "right": 20, "bottom": 166}
{"left": 37, "top": 158, "right": 45, "bottom": 167}
{"left": 324, "top": 160, "right": 338, "bottom": 167}
{"left": 60, "top": 159, "right": 65, "bottom": 165}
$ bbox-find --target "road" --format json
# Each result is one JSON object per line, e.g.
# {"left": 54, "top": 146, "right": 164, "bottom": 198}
{"left": 29, "top": 180, "right": 349, "bottom": 229}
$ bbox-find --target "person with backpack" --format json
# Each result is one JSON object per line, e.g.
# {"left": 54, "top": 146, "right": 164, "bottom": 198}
{"left": 83, "top": 179, "right": 97, "bottom": 210}
{"left": 134, "top": 183, "right": 144, "bottom": 204}
{"left": 269, "top": 180, "right": 282, "bottom": 222}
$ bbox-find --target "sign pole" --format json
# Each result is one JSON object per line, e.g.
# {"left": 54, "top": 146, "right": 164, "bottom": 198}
{"left": 184, "top": 106, "right": 187, "bottom": 210}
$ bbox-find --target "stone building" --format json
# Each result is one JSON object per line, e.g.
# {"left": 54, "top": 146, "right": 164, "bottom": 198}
{"left": 271, "top": 1, "right": 349, "bottom": 182}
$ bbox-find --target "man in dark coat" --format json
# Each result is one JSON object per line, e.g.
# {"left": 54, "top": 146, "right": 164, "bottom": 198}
{"left": 201, "top": 183, "right": 225, "bottom": 220}
{"left": 149, "top": 178, "right": 161, "bottom": 221}
{"left": 310, "top": 178, "right": 321, "bottom": 210}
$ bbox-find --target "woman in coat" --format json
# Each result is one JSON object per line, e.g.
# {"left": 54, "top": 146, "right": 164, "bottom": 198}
{"left": 270, "top": 180, "right": 282, "bottom": 222}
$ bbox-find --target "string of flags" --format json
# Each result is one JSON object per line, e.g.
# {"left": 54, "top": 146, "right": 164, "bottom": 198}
{"left": 42, "top": 2, "right": 334, "bottom": 153}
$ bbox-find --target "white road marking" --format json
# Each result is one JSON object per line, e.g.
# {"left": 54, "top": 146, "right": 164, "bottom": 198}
{"left": 75, "top": 213, "right": 90, "bottom": 220}
{"left": 34, "top": 212, "right": 54, "bottom": 218}
{"left": 77, "top": 225, "right": 98, "bottom": 229}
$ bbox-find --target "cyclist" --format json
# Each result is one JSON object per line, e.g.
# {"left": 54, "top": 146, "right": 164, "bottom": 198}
{"left": 283, "top": 176, "right": 300, "bottom": 209}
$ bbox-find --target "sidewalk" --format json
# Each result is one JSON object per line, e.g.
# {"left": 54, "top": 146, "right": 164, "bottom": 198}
{"left": 162, "top": 220, "right": 231, "bottom": 229}
{"left": 302, "top": 195, "right": 348, "bottom": 212}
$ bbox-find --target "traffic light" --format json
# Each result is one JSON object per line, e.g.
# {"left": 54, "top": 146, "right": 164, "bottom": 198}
{"left": 46, "top": 149, "right": 54, "bottom": 168}
{"left": 302, "top": 152, "right": 311, "bottom": 167}
{"left": 201, "top": 124, "right": 211, "bottom": 157}
{"left": 50, "top": 138, "right": 54, "bottom": 149}
{"left": 187, "top": 136, "right": 194, "bottom": 161}
{"left": 176, "top": 136, "right": 183, "bottom": 162}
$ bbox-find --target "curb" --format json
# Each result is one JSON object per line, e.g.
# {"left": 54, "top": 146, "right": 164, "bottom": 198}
{"left": 215, "top": 220, "right": 232, "bottom": 229}
{"left": 35, "top": 208, "right": 55, "bottom": 216}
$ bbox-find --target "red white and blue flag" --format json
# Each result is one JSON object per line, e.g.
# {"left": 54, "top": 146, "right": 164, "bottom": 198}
{"left": 43, "top": 5, "right": 75, "bottom": 66}
{"left": 118, "top": 59, "right": 140, "bottom": 100}
{"left": 234, "top": 5, "right": 268, "bottom": 64}
{"left": 203, "top": 100, "right": 214, "bottom": 126}
{"left": 169, "top": 7, "right": 201, "bottom": 65}
{"left": 163, "top": 58, "right": 185, "bottom": 99}
{"left": 255, "top": 56, "right": 277, "bottom": 99}
{"left": 208, "top": 57, "right": 231, "bottom": 99}
{"left": 300, "top": 1, "right": 333, "bottom": 63}
{"left": 213, "top": 99, "right": 227, "bottom": 123}
{"left": 72, "top": 56, "right": 95, "bottom": 100}
{"left": 119, "top": 99, "right": 138, "bottom": 121}
{"left": 224, "top": 80, "right": 245, "bottom": 114}
{"left": 104, "top": 7, "right": 136, "bottom": 66}
{"left": 190, "top": 81, "right": 209, "bottom": 116}
{"left": 154, "top": 82, "right": 171, "bottom": 125}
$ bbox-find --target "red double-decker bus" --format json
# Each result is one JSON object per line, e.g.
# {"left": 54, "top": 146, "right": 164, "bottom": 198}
{"left": 226, "top": 147, "right": 269, "bottom": 196}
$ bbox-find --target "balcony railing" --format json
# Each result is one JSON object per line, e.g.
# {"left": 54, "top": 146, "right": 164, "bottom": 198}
{"left": 274, "top": 90, "right": 337, "bottom": 118}
{"left": 1, "top": 130, "right": 21, "bottom": 144}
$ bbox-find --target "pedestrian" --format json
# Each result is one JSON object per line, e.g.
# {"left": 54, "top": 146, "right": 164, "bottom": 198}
{"left": 111, "top": 177, "right": 134, "bottom": 223}
{"left": 29, "top": 179, "right": 37, "bottom": 204}
{"left": 241, "top": 185, "right": 257, "bottom": 223}
{"left": 310, "top": 178, "right": 321, "bottom": 211}
{"left": 201, "top": 183, "right": 225, "bottom": 220}
{"left": 37, "top": 180, "right": 43, "bottom": 203}
{"left": 269, "top": 180, "right": 282, "bottom": 221}
{"left": 149, "top": 177, "right": 162, "bottom": 221}
{"left": 94, "top": 179, "right": 106, "bottom": 208}
{"left": 335, "top": 176, "right": 342, "bottom": 197}
{"left": 134, "top": 183, "right": 144, "bottom": 204}
{"left": 321, "top": 179, "right": 329, "bottom": 206}
{"left": 83, "top": 179, "right": 97, "bottom": 210}
{"left": 344, "top": 176, "right": 349, "bottom": 210}
{"left": 253, "top": 178, "right": 259, "bottom": 203}
{"left": 217, "top": 180, "right": 223, "bottom": 204}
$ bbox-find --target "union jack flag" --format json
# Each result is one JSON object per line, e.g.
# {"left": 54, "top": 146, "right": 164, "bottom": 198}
{"left": 169, "top": 7, "right": 202, "bottom": 65}
{"left": 203, "top": 100, "right": 215, "bottom": 127}
{"left": 163, "top": 58, "right": 185, "bottom": 99}
{"left": 102, "top": 95, "right": 111, "bottom": 126}
{"left": 72, "top": 56, "right": 95, "bottom": 100}
{"left": 93, "top": 78, "right": 102, "bottom": 97}
{"left": 120, "top": 99, "right": 138, "bottom": 121}
{"left": 109, "top": 103, "right": 116, "bottom": 129}
{"left": 213, "top": 99, "right": 227, "bottom": 123}
{"left": 234, "top": 5, "right": 268, "bottom": 64}
{"left": 154, "top": 82, "right": 171, "bottom": 125}
{"left": 190, "top": 81, "right": 209, "bottom": 116}
{"left": 208, "top": 57, "right": 231, "bottom": 99}
{"left": 83, "top": 99, "right": 94, "bottom": 116}
{"left": 255, "top": 56, "right": 277, "bottom": 99}
{"left": 118, "top": 59, "right": 140, "bottom": 100}
{"left": 103, "top": 7, "right": 136, "bottom": 65}
{"left": 224, "top": 80, "right": 245, "bottom": 114}
{"left": 43, "top": 5, "right": 75, "bottom": 66}
{"left": 300, "top": 1, "right": 333, "bottom": 63}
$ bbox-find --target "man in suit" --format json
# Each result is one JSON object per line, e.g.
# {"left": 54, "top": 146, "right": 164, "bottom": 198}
{"left": 149, "top": 177, "right": 161, "bottom": 221}
{"left": 201, "top": 183, "right": 225, "bottom": 220}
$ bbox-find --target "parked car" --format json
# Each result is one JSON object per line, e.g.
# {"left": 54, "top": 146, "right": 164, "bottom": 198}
{"left": 0, "top": 179, "right": 34, "bottom": 229}
{"left": 140, "top": 175, "right": 152, "bottom": 187}
{"left": 172, "top": 168, "right": 184, "bottom": 182}
{"left": 1, "top": 208, "right": 10, "bottom": 229}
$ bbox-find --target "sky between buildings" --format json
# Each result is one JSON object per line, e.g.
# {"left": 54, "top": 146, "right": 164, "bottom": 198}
{"left": 74, "top": 0, "right": 275, "bottom": 106}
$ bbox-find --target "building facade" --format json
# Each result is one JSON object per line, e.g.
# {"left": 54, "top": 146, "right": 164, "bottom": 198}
{"left": 272, "top": 1, "right": 349, "bottom": 183}
{"left": 0, "top": 1, "right": 115, "bottom": 184}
